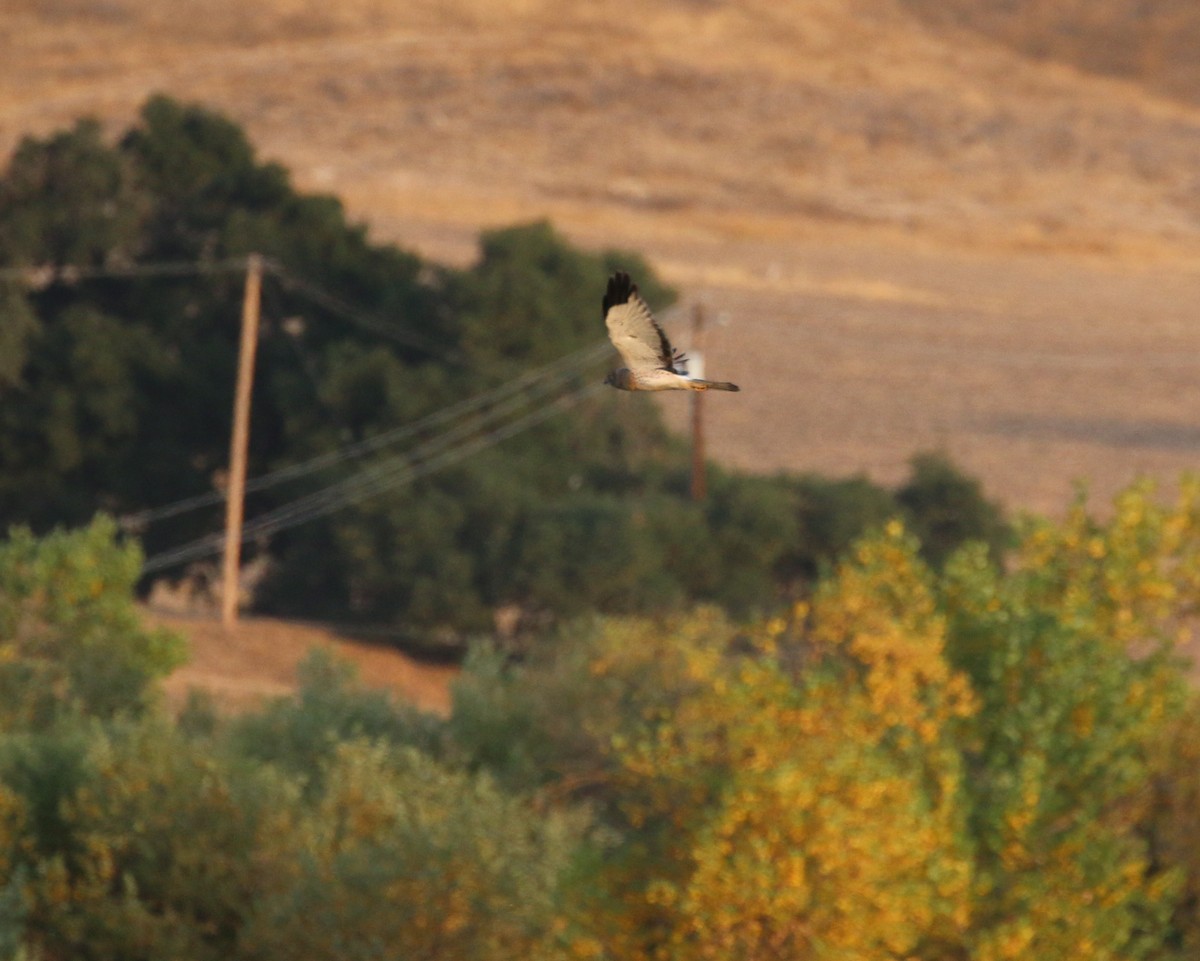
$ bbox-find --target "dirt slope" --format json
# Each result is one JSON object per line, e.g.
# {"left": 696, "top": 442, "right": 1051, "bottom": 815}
{"left": 146, "top": 608, "right": 458, "bottom": 716}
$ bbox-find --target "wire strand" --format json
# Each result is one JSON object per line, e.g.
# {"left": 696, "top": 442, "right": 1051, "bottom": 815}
{"left": 0, "top": 258, "right": 251, "bottom": 285}
{"left": 123, "top": 336, "right": 612, "bottom": 527}
{"left": 140, "top": 379, "right": 603, "bottom": 574}
{"left": 264, "top": 261, "right": 464, "bottom": 363}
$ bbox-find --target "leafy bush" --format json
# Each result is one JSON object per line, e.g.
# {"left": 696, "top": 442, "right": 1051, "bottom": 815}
{"left": 228, "top": 648, "right": 441, "bottom": 794}
{"left": 0, "top": 516, "right": 185, "bottom": 729}
{"left": 896, "top": 451, "right": 1010, "bottom": 568}
{"left": 5, "top": 719, "right": 293, "bottom": 961}
{"left": 241, "top": 742, "right": 582, "bottom": 961}
{"left": 1147, "top": 693, "right": 1200, "bottom": 956}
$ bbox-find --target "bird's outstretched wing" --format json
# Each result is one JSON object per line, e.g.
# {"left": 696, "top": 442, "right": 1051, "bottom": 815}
{"left": 603, "top": 272, "right": 682, "bottom": 373}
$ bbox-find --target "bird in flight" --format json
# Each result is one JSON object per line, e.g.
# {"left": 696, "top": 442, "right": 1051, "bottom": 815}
{"left": 601, "top": 272, "right": 739, "bottom": 392}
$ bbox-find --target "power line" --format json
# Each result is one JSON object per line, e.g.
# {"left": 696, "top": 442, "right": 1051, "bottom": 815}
{"left": 231, "top": 359, "right": 598, "bottom": 538}
{"left": 0, "top": 258, "right": 250, "bottom": 285}
{"left": 140, "top": 379, "right": 603, "bottom": 575}
{"left": 0, "top": 255, "right": 460, "bottom": 361}
{"left": 239, "top": 381, "right": 602, "bottom": 545}
{"left": 264, "top": 261, "right": 464, "bottom": 364}
{"left": 123, "top": 336, "right": 612, "bottom": 528}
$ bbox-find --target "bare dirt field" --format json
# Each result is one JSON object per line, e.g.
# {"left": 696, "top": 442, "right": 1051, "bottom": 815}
{"left": 8, "top": 0, "right": 1200, "bottom": 699}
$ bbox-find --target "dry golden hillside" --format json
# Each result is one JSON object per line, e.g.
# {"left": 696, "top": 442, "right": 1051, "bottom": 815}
{"left": 4, "top": 0, "right": 1200, "bottom": 516}
{"left": 902, "top": 0, "right": 1200, "bottom": 104}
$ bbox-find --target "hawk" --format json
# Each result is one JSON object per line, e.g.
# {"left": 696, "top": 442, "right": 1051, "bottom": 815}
{"left": 601, "top": 272, "right": 739, "bottom": 392}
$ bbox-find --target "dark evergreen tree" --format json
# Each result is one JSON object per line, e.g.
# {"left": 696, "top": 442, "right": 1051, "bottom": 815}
{"left": 0, "top": 96, "right": 1008, "bottom": 639}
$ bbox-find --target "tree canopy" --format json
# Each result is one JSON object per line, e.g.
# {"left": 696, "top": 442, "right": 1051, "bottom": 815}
{"left": 0, "top": 481, "right": 1163, "bottom": 958}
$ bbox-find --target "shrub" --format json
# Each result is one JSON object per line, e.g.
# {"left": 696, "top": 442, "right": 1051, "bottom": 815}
{"left": 0, "top": 516, "right": 185, "bottom": 730}
{"left": 241, "top": 742, "right": 583, "bottom": 961}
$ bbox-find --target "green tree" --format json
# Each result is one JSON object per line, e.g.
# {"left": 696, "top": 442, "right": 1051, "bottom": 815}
{"left": 0, "top": 516, "right": 185, "bottom": 730}
{"left": 703, "top": 471, "right": 801, "bottom": 614}
{"left": 786, "top": 472, "right": 897, "bottom": 582}
{"left": 450, "top": 585, "right": 974, "bottom": 959}
{"left": 229, "top": 648, "right": 441, "bottom": 795}
{"left": 447, "top": 482, "right": 1196, "bottom": 960}
{"left": 258, "top": 220, "right": 684, "bottom": 634}
{"left": 2, "top": 718, "right": 294, "bottom": 961}
{"left": 0, "top": 118, "right": 146, "bottom": 268}
{"left": 1146, "top": 693, "right": 1200, "bottom": 955}
{"left": 0, "top": 98, "right": 1012, "bottom": 636}
{"left": 897, "top": 451, "right": 1009, "bottom": 568}
{"left": 0, "top": 283, "right": 39, "bottom": 390}
{"left": 447, "top": 219, "right": 670, "bottom": 370}
{"left": 939, "top": 480, "right": 1193, "bottom": 960}
{"left": 0, "top": 95, "right": 445, "bottom": 554}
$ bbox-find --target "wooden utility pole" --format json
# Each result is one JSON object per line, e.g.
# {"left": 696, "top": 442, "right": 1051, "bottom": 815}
{"left": 690, "top": 302, "right": 707, "bottom": 502}
{"left": 221, "top": 254, "right": 263, "bottom": 628}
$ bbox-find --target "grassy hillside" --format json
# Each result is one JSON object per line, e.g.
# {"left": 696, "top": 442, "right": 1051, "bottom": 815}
{"left": 4, "top": 0, "right": 1200, "bottom": 514}
{"left": 5, "top": 0, "right": 1200, "bottom": 250}
{"left": 901, "top": 0, "right": 1200, "bottom": 104}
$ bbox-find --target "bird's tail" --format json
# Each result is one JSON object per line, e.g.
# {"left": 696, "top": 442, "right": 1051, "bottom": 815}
{"left": 690, "top": 379, "right": 740, "bottom": 392}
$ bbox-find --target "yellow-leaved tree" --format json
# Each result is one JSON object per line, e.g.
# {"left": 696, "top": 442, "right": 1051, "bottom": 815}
{"left": 440, "top": 478, "right": 1200, "bottom": 960}
{"left": 571, "top": 525, "right": 976, "bottom": 961}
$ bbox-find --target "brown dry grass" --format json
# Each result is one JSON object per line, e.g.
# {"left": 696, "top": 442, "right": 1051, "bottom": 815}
{"left": 145, "top": 608, "right": 458, "bottom": 716}
{"left": 5, "top": 2, "right": 1200, "bottom": 509}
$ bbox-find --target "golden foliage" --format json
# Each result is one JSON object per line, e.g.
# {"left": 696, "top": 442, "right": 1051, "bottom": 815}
{"left": 585, "top": 530, "right": 976, "bottom": 960}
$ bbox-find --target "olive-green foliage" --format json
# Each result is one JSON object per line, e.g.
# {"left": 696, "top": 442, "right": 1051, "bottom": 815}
{"left": 0, "top": 118, "right": 146, "bottom": 268}
{"left": 703, "top": 472, "right": 802, "bottom": 613}
{"left": 787, "top": 472, "right": 899, "bottom": 580}
{"left": 0, "top": 283, "right": 38, "bottom": 390}
{"left": 228, "top": 648, "right": 442, "bottom": 795}
{"left": 2, "top": 719, "right": 293, "bottom": 961}
{"left": 0, "top": 516, "right": 185, "bottom": 729}
{"left": 448, "top": 620, "right": 625, "bottom": 794}
{"left": 0, "top": 95, "right": 442, "bottom": 557}
{"left": 936, "top": 482, "right": 1196, "bottom": 959}
{"left": 7, "top": 497, "right": 1200, "bottom": 959}
{"left": 897, "top": 451, "right": 1010, "bottom": 568}
{"left": 447, "top": 219, "right": 670, "bottom": 369}
{"left": 240, "top": 742, "right": 581, "bottom": 961}
{"left": 1148, "top": 693, "right": 1200, "bottom": 956}
{"left": 252, "top": 213, "right": 689, "bottom": 633}
{"left": 447, "top": 486, "right": 1199, "bottom": 960}
{"left": 0, "top": 522, "right": 580, "bottom": 961}
{"left": 0, "top": 870, "right": 30, "bottom": 961}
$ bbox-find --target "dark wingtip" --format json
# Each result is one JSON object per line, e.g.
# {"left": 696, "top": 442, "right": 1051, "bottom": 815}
{"left": 602, "top": 271, "right": 636, "bottom": 315}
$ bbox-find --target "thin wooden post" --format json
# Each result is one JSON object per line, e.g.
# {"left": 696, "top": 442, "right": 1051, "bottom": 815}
{"left": 221, "top": 253, "right": 262, "bottom": 628}
{"left": 690, "top": 302, "right": 707, "bottom": 502}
